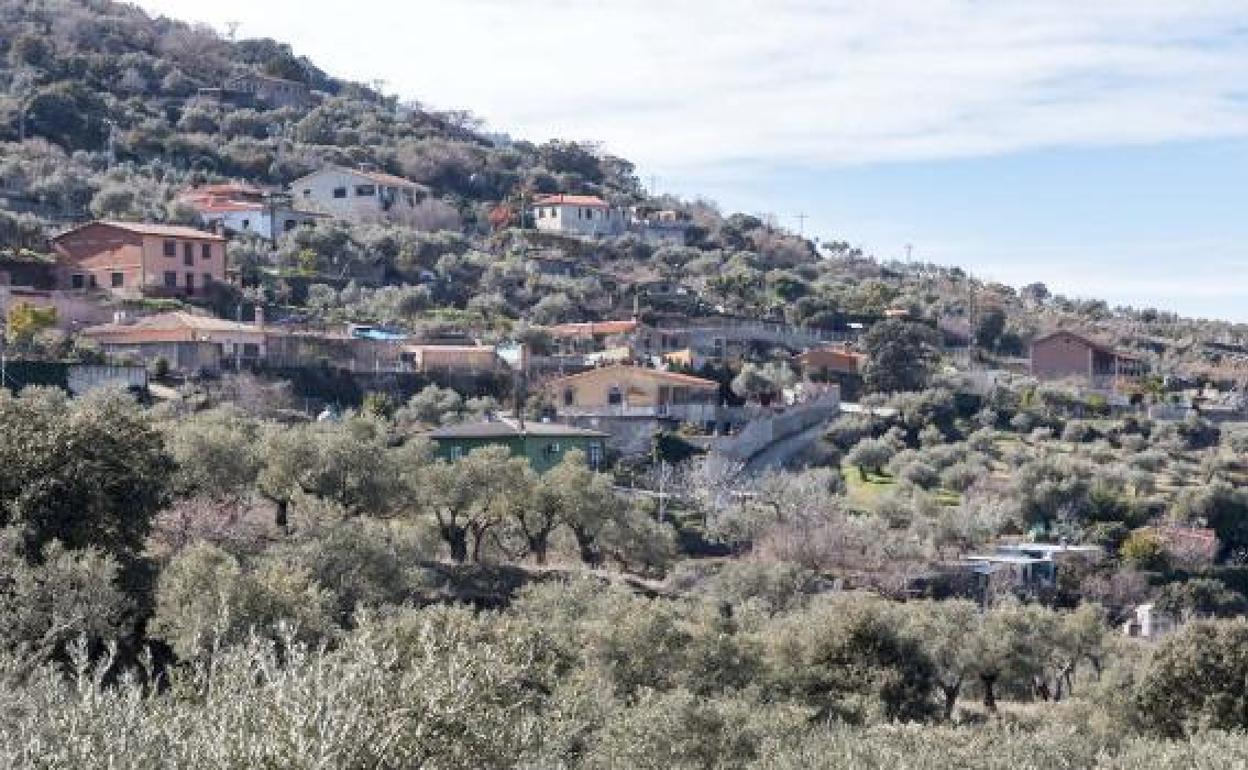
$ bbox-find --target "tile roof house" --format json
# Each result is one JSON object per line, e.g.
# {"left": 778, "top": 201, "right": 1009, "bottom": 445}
{"left": 289, "top": 166, "right": 427, "bottom": 222}
{"left": 83, "top": 311, "right": 266, "bottom": 372}
{"left": 51, "top": 221, "right": 226, "bottom": 297}
{"left": 545, "top": 364, "right": 720, "bottom": 421}
{"left": 180, "top": 182, "right": 323, "bottom": 242}
{"left": 221, "top": 72, "right": 313, "bottom": 109}
{"left": 427, "top": 418, "right": 609, "bottom": 472}
{"left": 530, "top": 193, "right": 625, "bottom": 238}
{"left": 1030, "top": 330, "right": 1146, "bottom": 385}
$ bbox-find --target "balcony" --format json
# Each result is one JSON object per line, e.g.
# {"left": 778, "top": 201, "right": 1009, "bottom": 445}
{"left": 557, "top": 403, "right": 730, "bottom": 423}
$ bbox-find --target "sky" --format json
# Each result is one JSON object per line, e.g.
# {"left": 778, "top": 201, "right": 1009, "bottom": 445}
{"left": 136, "top": 0, "right": 1248, "bottom": 320}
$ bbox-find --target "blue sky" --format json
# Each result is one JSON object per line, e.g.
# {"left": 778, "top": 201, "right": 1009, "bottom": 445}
{"left": 137, "top": 0, "right": 1248, "bottom": 320}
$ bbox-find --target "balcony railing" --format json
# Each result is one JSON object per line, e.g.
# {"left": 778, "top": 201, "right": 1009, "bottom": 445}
{"left": 558, "top": 403, "right": 728, "bottom": 422}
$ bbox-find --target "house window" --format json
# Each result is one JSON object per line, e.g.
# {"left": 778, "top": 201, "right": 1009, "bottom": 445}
{"left": 450, "top": 446, "right": 464, "bottom": 460}
{"left": 241, "top": 219, "right": 251, "bottom": 230}
{"left": 202, "top": 244, "right": 212, "bottom": 259}
{"left": 183, "top": 243, "right": 194, "bottom": 265}
{"left": 355, "top": 184, "right": 376, "bottom": 197}
{"left": 546, "top": 442, "right": 562, "bottom": 455}
{"left": 563, "top": 388, "right": 575, "bottom": 406}
{"left": 163, "top": 240, "right": 176, "bottom": 257}
{"left": 243, "top": 343, "right": 260, "bottom": 358}
{"left": 185, "top": 273, "right": 195, "bottom": 292}
{"left": 537, "top": 208, "right": 546, "bottom": 219}
{"left": 607, "top": 386, "right": 623, "bottom": 406}
{"left": 588, "top": 443, "right": 603, "bottom": 469}
{"left": 88, "top": 275, "right": 97, "bottom": 289}
{"left": 163, "top": 271, "right": 177, "bottom": 288}
{"left": 111, "top": 272, "right": 124, "bottom": 288}
{"left": 202, "top": 273, "right": 213, "bottom": 287}
{"left": 284, "top": 219, "right": 297, "bottom": 232}
{"left": 332, "top": 187, "right": 347, "bottom": 199}
{"left": 403, "top": 189, "right": 415, "bottom": 206}
{"left": 71, "top": 274, "right": 85, "bottom": 289}
{"left": 302, "top": 189, "right": 312, "bottom": 198}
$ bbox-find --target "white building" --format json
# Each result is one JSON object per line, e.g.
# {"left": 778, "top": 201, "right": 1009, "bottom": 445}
{"left": 181, "top": 183, "right": 323, "bottom": 242}
{"left": 289, "top": 166, "right": 426, "bottom": 222}
{"left": 531, "top": 194, "right": 625, "bottom": 238}
{"left": 629, "top": 207, "right": 694, "bottom": 246}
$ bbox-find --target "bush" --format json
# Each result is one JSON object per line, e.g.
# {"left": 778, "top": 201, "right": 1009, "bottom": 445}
{"left": 1134, "top": 619, "right": 1248, "bottom": 737}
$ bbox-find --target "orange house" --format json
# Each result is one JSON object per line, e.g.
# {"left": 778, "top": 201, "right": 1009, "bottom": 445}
{"left": 51, "top": 221, "right": 227, "bottom": 297}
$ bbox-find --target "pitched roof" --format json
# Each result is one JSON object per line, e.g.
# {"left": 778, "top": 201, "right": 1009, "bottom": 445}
{"left": 427, "top": 420, "right": 608, "bottom": 440}
{"left": 1032, "top": 330, "right": 1142, "bottom": 361}
{"left": 533, "top": 194, "right": 609, "bottom": 208}
{"left": 291, "top": 165, "right": 421, "bottom": 190}
{"left": 54, "top": 221, "right": 226, "bottom": 242}
{"left": 547, "top": 364, "right": 719, "bottom": 390}
{"left": 547, "top": 319, "right": 640, "bottom": 337}
{"left": 84, "top": 312, "right": 262, "bottom": 342}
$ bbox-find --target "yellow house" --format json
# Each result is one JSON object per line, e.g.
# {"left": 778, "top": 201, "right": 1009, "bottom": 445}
{"left": 546, "top": 365, "right": 719, "bottom": 421}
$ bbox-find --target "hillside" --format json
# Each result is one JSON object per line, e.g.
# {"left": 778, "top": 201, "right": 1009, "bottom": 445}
{"left": 2, "top": 0, "right": 1248, "bottom": 382}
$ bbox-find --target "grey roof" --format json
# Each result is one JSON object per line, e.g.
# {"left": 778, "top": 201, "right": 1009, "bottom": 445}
{"left": 427, "top": 420, "right": 608, "bottom": 440}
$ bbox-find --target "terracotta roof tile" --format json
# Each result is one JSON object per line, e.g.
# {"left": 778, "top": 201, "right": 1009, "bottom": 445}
{"left": 547, "top": 364, "right": 719, "bottom": 389}
{"left": 533, "top": 194, "right": 609, "bottom": 208}
{"left": 548, "top": 320, "right": 640, "bottom": 337}
{"left": 54, "top": 221, "right": 226, "bottom": 242}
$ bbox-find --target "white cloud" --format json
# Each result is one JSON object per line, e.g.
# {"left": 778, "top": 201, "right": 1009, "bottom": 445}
{"left": 136, "top": 0, "right": 1248, "bottom": 173}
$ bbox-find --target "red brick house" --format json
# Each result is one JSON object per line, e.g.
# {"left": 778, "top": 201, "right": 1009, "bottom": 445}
{"left": 1030, "top": 330, "right": 1146, "bottom": 384}
{"left": 51, "top": 221, "right": 227, "bottom": 297}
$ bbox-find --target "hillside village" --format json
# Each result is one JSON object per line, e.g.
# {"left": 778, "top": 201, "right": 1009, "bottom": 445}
{"left": 8, "top": 2, "right": 1248, "bottom": 766}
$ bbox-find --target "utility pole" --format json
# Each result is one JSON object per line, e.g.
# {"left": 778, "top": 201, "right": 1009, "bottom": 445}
{"left": 794, "top": 212, "right": 808, "bottom": 237}
{"left": 648, "top": 174, "right": 659, "bottom": 196}
{"left": 105, "top": 120, "right": 117, "bottom": 167}
{"left": 905, "top": 243, "right": 914, "bottom": 263}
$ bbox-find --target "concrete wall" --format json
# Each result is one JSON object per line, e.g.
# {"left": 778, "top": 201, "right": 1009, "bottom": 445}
{"left": 0, "top": 287, "right": 114, "bottom": 330}
{"left": 67, "top": 365, "right": 148, "bottom": 395}
{"left": 711, "top": 390, "right": 841, "bottom": 464}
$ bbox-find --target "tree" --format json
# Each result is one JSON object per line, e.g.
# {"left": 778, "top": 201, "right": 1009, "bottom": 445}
{"left": 1134, "top": 619, "right": 1248, "bottom": 737}
{"left": 846, "top": 437, "right": 894, "bottom": 480}
{"left": 0, "top": 528, "right": 131, "bottom": 660}
{"left": 0, "top": 388, "right": 173, "bottom": 560}
{"left": 860, "top": 319, "right": 940, "bottom": 393}
{"left": 5, "top": 302, "right": 56, "bottom": 347}
{"left": 765, "top": 595, "right": 937, "bottom": 724}
{"left": 974, "top": 307, "right": 1006, "bottom": 350}
{"left": 414, "top": 446, "right": 531, "bottom": 563}
{"left": 901, "top": 600, "right": 981, "bottom": 720}
{"left": 731, "top": 362, "right": 795, "bottom": 403}
{"left": 150, "top": 541, "right": 335, "bottom": 659}
{"left": 1154, "top": 578, "right": 1247, "bottom": 621}
{"left": 1120, "top": 530, "right": 1168, "bottom": 571}
{"left": 165, "top": 407, "right": 262, "bottom": 502}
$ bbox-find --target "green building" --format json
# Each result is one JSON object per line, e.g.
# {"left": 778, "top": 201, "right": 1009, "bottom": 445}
{"left": 427, "top": 419, "right": 609, "bottom": 472}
